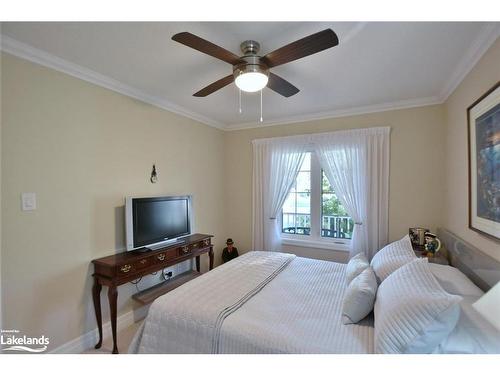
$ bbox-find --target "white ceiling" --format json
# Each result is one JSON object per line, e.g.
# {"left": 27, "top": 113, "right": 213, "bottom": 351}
{"left": 1, "top": 22, "right": 499, "bottom": 129}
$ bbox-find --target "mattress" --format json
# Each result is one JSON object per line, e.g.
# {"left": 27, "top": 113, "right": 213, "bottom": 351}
{"left": 129, "top": 251, "right": 374, "bottom": 354}
{"left": 219, "top": 254, "right": 374, "bottom": 353}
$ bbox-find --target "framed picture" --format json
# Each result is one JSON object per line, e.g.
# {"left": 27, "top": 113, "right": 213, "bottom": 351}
{"left": 467, "top": 81, "right": 500, "bottom": 240}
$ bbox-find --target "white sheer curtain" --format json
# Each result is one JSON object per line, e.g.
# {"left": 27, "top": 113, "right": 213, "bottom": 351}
{"left": 315, "top": 127, "right": 390, "bottom": 259}
{"left": 252, "top": 137, "right": 307, "bottom": 251}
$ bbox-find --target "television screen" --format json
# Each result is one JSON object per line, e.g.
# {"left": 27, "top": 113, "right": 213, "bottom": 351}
{"left": 126, "top": 196, "right": 191, "bottom": 250}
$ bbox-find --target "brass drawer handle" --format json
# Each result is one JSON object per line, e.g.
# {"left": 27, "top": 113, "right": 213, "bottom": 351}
{"left": 120, "top": 264, "right": 131, "bottom": 273}
{"left": 157, "top": 254, "right": 165, "bottom": 261}
{"left": 203, "top": 239, "right": 210, "bottom": 246}
{"left": 181, "top": 246, "right": 189, "bottom": 254}
{"left": 140, "top": 259, "right": 147, "bottom": 265}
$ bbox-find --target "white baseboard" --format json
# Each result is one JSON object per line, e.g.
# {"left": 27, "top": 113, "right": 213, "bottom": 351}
{"left": 50, "top": 306, "right": 148, "bottom": 354}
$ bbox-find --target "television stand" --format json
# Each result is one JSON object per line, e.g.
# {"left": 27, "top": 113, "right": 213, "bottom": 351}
{"left": 91, "top": 233, "right": 213, "bottom": 354}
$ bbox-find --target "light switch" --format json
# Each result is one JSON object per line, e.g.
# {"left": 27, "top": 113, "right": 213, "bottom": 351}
{"left": 21, "top": 193, "right": 37, "bottom": 211}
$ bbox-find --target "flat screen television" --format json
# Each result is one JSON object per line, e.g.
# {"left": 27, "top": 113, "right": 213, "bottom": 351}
{"left": 125, "top": 195, "right": 192, "bottom": 251}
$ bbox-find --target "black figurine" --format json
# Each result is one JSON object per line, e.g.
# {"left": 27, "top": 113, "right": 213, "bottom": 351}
{"left": 222, "top": 238, "right": 239, "bottom": 263}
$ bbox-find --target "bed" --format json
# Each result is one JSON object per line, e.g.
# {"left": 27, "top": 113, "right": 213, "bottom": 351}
{"left": 129, "top": 229, "right": 500, "bottom": 354}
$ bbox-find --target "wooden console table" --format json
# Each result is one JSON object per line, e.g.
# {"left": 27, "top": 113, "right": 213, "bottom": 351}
{"left": 91, "top": 233, "right": 214, "bottom": 354}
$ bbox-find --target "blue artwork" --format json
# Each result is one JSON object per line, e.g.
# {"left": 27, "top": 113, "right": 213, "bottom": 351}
{"left": 475, "top": 102, "right": 500, "bottom": 224}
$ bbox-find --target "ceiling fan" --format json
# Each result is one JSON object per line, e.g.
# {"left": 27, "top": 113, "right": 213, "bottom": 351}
{"left": 171, "top": 29, "right": 339, "bottom": 98}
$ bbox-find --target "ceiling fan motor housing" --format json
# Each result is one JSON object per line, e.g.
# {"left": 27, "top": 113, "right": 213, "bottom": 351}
{"left": 240, "top": 40, "right": 260, "bottom": 55}
{"left": 233, "top": 54, "right": 269, "bottom": 79}
{"left": 233, "top": 40, "right": 269, "bottom": 79}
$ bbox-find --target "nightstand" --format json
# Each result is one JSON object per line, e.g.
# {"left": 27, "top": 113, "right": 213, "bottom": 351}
{"left": 412, "top": 244, "right": 449, "bottom": 265}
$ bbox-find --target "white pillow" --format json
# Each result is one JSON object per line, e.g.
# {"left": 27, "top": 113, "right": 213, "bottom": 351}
{"left": 345, "top": 253, "right": 370, "bottom": 285}
{"left": 374, "top": 259, "right": 462, "bottom": 354}
{"left": 370, "top": 234, "right": 416, "bottom": 283}
{"left": 433, "top": 296, "right": 500, "bottom": 354}
{"left": 428, "top": 263, "right": 484, "bottom": 297}
{"left": 342, "top": 267, "right": 378, "bottom": 324}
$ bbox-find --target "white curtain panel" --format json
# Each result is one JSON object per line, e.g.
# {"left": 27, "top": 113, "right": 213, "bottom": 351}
{"left": 252, "top": 137, "right": 307, "bottom": 251}
{"left": 316, "top": 127, "right": 390, "bottom": 259}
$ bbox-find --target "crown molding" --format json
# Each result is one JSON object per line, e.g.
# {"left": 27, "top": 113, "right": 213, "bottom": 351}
{"left": 225, "top": 96, "right": 442, "bottom": 131}
{"left": 0, "top": 34, "right": 227, "bottom": 130}
{"left": 228, "top": 23, "right": 500, "bottom": 131}
{"left": 2, "top": 23, "right": 498, "bottom": 133}
{"left": 438, "top": 22, "right": 500, "bottom": 102}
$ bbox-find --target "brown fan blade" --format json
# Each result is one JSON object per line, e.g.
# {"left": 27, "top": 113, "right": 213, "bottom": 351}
{"left": 172, "top": 32, "right": 242, "bottom": 65}
{"left": 261, "top": 29, "right": 339, "bottom": 68}
{"left": 193, "top": 75, "right": 234, "bottom": 97}
{"left": 267, "top": 73, "right": 299, "bottom": 97}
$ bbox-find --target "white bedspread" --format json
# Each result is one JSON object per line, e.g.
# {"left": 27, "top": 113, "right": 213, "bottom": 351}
{"left": 129, "top": 251, "right": 374, "bottom": 354}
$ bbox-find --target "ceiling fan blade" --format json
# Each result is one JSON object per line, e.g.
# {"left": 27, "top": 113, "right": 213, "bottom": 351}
{"left": 267, "top": 73, "right": 299, "bottom": 97}
{"left": 193, "top": 75, "right": 234, "bottom": 97}
{"left": 172, "top": 32, "right": 242, "bottom": 65}
{"left": 261, "top": 29, "right": 339, "bottom": 68}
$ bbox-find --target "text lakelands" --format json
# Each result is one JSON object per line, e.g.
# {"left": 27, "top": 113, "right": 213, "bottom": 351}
{"left": 1, "top": 334, "right": 50, "bottom": 345}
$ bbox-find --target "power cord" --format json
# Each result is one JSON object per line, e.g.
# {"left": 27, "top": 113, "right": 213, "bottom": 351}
{"left": 129, "top": 270, "right": 172, "bottom": 293}
{"left": 130, "top": 277, "right": 143, "bottom": 293}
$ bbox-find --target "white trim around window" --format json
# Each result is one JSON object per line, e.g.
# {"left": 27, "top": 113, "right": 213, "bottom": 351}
{"left": 280, "top": 152, "right": 351, "bottom": 252}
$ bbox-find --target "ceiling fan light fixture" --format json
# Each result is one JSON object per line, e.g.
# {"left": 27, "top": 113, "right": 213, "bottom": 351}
{"left": 172, "top": 29, "right": 338, "bottom": 97}
{"left": 235, "top": 72, "right": 269, "bottom": 92}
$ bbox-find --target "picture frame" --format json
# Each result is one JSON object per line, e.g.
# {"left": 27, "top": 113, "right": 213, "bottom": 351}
{"left": 467, "top": 81, "right": 500, "bottom": 241}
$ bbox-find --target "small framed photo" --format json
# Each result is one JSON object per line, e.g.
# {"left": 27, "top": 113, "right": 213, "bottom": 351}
{"left": 467, "top": 81, "right": 500, "bottom": 240}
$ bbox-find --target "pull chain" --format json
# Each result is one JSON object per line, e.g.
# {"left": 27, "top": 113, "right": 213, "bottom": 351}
{"left": 238, "top": 89, "right": 242, "bottom": 114}
{"left": 260, "top": 89, "right": 263, "bottom": 123}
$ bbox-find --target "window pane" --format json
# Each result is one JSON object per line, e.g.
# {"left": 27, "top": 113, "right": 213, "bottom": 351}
{"left": 322, "top": 170, "right": 333, "bottom": 193}
{"left": 282, "top": 213, "right": 296, "bottom": 233}
{"left": 282, "top": 192, "right": 296, "bottom": 213}
{"left": 295, "top": 214, "right": 310, "bottom": 235}
{"left": 282, "top": 154, "right": 311, "bottom": 236}
{"left": 296, "top": 171, "right": 310, "bottom": 192}
{"left": 321, "top": 173, "right": 353, "bottom": 239}
{"left": 296, "top": 192, "right": 310, "bottom": 214}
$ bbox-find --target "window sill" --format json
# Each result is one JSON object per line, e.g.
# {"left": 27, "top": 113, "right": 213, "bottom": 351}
{"left": 281, "top": 237, "right": 350, "bottom": 252}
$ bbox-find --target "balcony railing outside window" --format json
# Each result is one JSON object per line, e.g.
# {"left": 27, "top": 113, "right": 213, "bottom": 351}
{"left": 282, "top": 213, "right": 353, "bottom": 238}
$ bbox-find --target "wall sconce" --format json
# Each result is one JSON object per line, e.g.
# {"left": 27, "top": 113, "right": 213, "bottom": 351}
{"left": 150, "top": 164, "right": 158, "bottom": 183}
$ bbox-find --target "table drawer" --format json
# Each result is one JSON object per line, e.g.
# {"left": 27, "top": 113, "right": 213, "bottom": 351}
{"left": 190, "top": 240, "right": 210, "bottom": 253}
{"left": 117, "top": 255, "right": 155, "bottom": 276}
{"left": 135, "top": 257, "right": 152, "bottom": 269}
{"left": 154, "top": 249, "right": 176, "bottom": 264}
{"left": 116, "top": 263, "right": 136, "bottom": 276}
{"left": 178, "top": 244, "right": 191, "bottom": 257}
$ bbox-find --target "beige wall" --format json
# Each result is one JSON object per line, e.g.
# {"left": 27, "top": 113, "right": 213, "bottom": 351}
{"left": 224, "top": 105, "right": 446, "bottom": 261}
{"left": 1, "top": 53, "right": 226, "bottom": 349}
{"left": 1, "top": 36, "right": 498, "bottom": 351}
{"left": 443, "top": 38, "right": 500, "bottom": 261}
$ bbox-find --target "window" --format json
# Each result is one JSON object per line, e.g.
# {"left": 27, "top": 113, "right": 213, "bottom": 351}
{"left": 321, "top": 170, "right": 354, "bottom": 239}
{"left": 282, "top": 153, "right": 311, "bottom": 235}
{"left": 281, "top": 152, "right": 353, "bottom": 248}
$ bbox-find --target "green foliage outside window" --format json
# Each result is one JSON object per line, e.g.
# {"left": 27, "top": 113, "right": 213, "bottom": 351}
{"left": 321, "top": 172, "right": 348, "bottom": 217}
